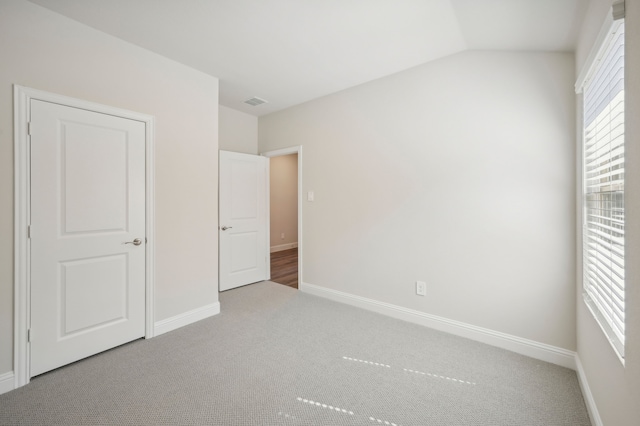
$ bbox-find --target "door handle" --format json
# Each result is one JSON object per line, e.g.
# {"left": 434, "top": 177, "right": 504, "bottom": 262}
{"left": 220, "top": 226, "right": 233, "bottom": 231}
{"left": 124, "top": 238, "right": 142, "bottom": 246}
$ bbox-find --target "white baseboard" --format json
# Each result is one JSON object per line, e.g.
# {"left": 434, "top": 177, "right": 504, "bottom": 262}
{"left": 575, "top": 355, "right": 603, "bottom": 426}
{"left": 270, "top": 242, "right": 298, "bottom": 253}
{"left": 300, "top": 282, "right": 577, "bottom": 370}
{"left": 0, "top": 371, "right": 15, "bottom": 395}
{"left": 154, "top": 302, "right": 220, "bottom": 337}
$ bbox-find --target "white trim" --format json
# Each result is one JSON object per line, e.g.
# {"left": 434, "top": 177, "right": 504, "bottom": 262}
{"left": 13, "top": 85, "right": 30, "bottom": 390}
{"left": 154, "top": 302, "right": 220, "bottom": 336}
{"left": 583, "top": 294, "right": 625, "bottom": 365}
{"left": 575, "top": 5, "right": 624, "bottom": 92}
{"left": 261, "top": 146, "right": 303, "bottom": 288}
{"left": 575, "top": 355, "right": 603, "bottom": 426}
{"left": 261, "top": 146, "right": 301, "bottom": 158}
{"left": 271, "top": 242, "right": 298, "bottom": 253}
{"left": 0, "top": 371, "right": 15, "bottom": 395}
{"left": 300, "top": 282, "right": 577, "bottom": 369}
{"left": 13, "top": 85, "right": 156, "bottom": 389}
{"left": 145, "top": 113, "right": 157, "bottom": 339}
{"left": 265, "top": 157, "right": 271, "bottom": 280}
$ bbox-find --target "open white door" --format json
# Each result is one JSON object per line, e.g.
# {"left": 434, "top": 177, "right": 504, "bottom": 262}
{"left": 219, "top": 151, "right": 268, "bottom": 291}
{"left": 30, "top": 100, "right": 146, "bottom": 376}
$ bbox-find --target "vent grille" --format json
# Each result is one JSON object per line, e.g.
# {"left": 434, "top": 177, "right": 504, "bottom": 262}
{"left": 244, "top": 97, "right": 268, "bottom": 106}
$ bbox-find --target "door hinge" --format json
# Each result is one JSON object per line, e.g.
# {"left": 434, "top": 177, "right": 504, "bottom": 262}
{"left": 27, "top": 122, "right": 32, "bottom": 136}
{"left": 27, "top": 225, "right": 31, "bottom": 239}
{"left": 27, "top": 329, "right": 31, "bottom": 343}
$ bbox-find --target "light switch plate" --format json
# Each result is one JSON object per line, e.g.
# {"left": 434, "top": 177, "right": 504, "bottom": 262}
{"left": 307, "top": 191, "right": 314, "bottom": 202}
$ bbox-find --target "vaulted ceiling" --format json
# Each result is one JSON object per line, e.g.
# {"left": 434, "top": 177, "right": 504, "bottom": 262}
{"left": 28, "top": 0, "right": 590, "bottom": 116}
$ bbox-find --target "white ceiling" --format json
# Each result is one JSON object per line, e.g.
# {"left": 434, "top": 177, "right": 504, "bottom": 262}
{"left": 28, "top": 0, "right": 589, "bottom": 116}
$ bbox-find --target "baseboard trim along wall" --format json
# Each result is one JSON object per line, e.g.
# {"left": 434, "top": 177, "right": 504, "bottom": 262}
{"left": 0, "top": 371, "right": 15, "bottom": 395}
{"left": 154, "top": 302, "right": 221, "bottom": 337}
{"left": 270, "top": 242, "right": 298, "bottom": 253}
{"left": 575, "top": 355, "right": 603, "bottom": 426}
{"left": 300, "top": 282, "right": 577, "bottom": 370}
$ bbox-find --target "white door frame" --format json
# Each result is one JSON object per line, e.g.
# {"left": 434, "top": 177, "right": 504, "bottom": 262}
{"left": 261, "top": 146, "right": 303, "bottom": 287}
{"left": 13, "top": 85, "right": 156, "bottom": 389}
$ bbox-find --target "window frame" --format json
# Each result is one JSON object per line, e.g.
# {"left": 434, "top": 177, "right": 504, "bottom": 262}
{"left": 576, "top": 6, "right": 626, "bottom": 364}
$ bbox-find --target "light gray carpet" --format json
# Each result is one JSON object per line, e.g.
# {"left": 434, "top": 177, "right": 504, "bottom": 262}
{"left": 0, "top": 281, "right": 591, "bottom": 425}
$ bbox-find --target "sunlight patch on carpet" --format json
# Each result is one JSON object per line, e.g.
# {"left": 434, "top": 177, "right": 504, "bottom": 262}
{"left": 297, "top": 396, "right": 354, "bottom": 415}
{"left": 342, "top": 356, "right": 391, "bottom": 368}
{"left": 403, "top": 367, "right": 476, "bottom": 385}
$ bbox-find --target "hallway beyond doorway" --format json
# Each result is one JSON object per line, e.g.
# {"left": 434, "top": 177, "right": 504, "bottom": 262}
{"left": 270, "top": 248, "right": 298, "bottom": 288}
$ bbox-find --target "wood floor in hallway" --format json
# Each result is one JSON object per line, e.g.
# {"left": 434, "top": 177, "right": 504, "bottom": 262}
{"left": 270, "top": 248, "right": 298, "bottom": 289}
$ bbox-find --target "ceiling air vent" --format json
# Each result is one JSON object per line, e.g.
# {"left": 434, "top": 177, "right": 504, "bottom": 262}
{"left": 244, "top": 97, "right": 268, "bottom": 106}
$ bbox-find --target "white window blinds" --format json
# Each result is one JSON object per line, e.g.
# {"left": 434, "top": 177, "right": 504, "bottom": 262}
{"left": 582, "top": 20, "right": 625, "bottom": 360}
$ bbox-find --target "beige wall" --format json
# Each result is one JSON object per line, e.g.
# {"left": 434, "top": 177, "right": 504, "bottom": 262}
{"left": 575, "top": 0, "right": 640, "bottom": 424}
{"left": 0, "top": 1, "right": 219, "bottom": 376}
{"left": 270, "top": 154, "right": 298, "bottom": 249}
{"left": 259, "top": 50, "right": 577, "bottom": 350}
{"left": 219, "top": 105, "right": 258, "bottom": 154}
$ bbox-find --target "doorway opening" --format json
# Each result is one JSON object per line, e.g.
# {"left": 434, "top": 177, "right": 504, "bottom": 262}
{"left": 262, "top": 147, "right": 302, "bottom": 289}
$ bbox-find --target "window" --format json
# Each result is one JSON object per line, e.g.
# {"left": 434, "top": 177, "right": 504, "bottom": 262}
{"left": 579, "top": 14, "right": 625, "bottom": 360}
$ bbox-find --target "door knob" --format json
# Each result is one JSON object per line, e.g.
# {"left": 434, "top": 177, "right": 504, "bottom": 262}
{"left": 221, "top": 226, "right": 233, "bottom": 231}
{"left": 124, "top": 238, "right": 142, "bottom": 246}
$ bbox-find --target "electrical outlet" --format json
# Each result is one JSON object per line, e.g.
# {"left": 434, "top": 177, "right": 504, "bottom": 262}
{"left": 280, "top": 232, "right": 285, "bottom": 240}
{"left": 416, "top": 281, "right": 426, "bottom": 296}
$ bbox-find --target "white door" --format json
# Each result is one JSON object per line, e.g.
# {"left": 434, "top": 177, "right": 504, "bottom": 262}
{"left": 219, "top": 151, "right": 268, "bottom": 291}
{"left": 30, "top": 100, "right": 146, "bottom": 377}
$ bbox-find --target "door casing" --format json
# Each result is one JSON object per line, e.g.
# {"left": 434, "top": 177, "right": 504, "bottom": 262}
{"left": 13, "top": 85, "right": 156, "bottom": 389}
